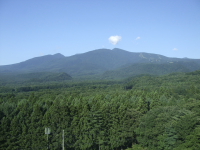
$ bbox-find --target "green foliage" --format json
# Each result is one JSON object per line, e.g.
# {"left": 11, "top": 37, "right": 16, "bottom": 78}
{"left": 126, "top": 144, "right": 147, "bottom": 150}
{"left": 0, "top": 70, "right": 200, "bottom": 149}
{"left": 1, "top": 48, "right": 200, "bottom": 79}
{"left": 102, "top": 62, "right": 200, "bottom": 79}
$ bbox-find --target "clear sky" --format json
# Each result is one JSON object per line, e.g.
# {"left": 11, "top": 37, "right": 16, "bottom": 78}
{"left": 0, "top": 0, "right": 200, "bottom": 65}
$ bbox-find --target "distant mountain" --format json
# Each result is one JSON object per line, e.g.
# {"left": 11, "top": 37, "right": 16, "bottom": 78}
{"left": 27, "top": 72, "right": 72, "bottom": 82}
{"left": 0, "top": 72, "right": 72, "bottom": 84}
{"left": 0, "top": 53, "right": 65, "bottom": 73}
{"left": 0, "top": 48, "right": 200, "bottom": 78}
{"left": 102, "top": 61, "right": 200, "bottom": 79}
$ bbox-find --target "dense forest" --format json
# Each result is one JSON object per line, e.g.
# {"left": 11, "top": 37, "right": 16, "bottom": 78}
{"left": 0, "top": 70, "right": 200, "bottom": 149}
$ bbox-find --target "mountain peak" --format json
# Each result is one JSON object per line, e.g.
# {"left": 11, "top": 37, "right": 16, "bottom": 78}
{"left": 53, "top": 53, "right": 65, "bottom": 58}
{"left": 112, "top": 48, "right": 130, "bottom": 53}
{"left": 112, "top": 48, "right": 124, "bottom": 51}
{"left": 1, "top": 48, "right": 200, "bottom": 78}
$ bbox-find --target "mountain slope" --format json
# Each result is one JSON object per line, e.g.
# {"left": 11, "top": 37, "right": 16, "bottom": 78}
{"left": 0, "top": 72, "right": 72, "bottom": 85}
{"left": 102, "top": 61, "right": 200, "bottom": 79}
{"left": 0, "top": 53, "right": 66, "bottom": 73}
{"left": 0, "top": 48, "right": 200, "bottom": 77}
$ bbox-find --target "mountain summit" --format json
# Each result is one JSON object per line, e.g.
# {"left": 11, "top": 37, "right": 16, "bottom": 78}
{"left": 0, "top": 48, "right": 200, "bottom": 78}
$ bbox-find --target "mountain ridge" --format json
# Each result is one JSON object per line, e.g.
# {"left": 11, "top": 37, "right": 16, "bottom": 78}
{"left": 0, "top": 48, "right": 200, "bottom": 79}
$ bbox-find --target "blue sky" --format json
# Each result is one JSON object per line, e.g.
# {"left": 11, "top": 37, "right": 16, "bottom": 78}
{"left": 0, "top": 0, "right": 200, "bottom": 65}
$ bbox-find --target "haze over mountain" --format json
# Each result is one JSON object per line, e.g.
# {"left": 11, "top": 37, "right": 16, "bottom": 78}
{"left": 0, "top": 48, "right": 200, "bottom": 80}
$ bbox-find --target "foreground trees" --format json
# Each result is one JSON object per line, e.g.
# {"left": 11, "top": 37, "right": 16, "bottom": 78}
{"left": 0, "top": 71, "right": 200, "bottom": 149}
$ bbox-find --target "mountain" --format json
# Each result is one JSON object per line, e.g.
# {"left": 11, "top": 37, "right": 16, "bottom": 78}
{"left": 0, "top": 48, "right": 200, "bottom": 79}
{"left": 102, "top": 61, "right": 200, "bottom": 79}
{"left": 0, "top": 53, "right": 65, "bottom": 73}
{"left": 0, "top": 72, "right": 72, "bottom": 84}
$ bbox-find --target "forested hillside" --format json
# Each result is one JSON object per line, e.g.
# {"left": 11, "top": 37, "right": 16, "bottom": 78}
{"left": 102, "top": 61, "right": 200, "bottom": 79}
{"left": 0, "top": 70, "right": 200, "bottom": 149}
{"left": 1, "top": 48, "right": 200, "bottom": 78}
{"left": 0, "top": 72, "right": 72, "bottom": 85}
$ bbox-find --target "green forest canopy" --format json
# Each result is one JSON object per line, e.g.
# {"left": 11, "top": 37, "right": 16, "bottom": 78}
{"left": 0, "top": 70, "right": 200, "bottom": 149}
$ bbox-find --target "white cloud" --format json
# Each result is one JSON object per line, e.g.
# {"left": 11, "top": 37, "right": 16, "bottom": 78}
{"left": 108, "top": 35, "right": 122, "bottom": 45}
{"left": 135, "top": 37, "right": 141, "bottom": 40}
{"left": 173, "top": 48, "right": 178, "bottom": 51}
